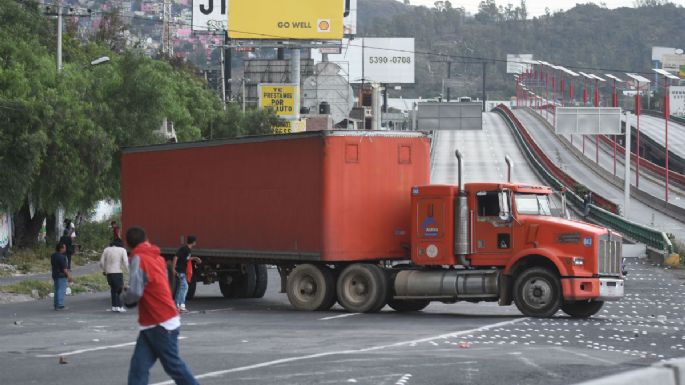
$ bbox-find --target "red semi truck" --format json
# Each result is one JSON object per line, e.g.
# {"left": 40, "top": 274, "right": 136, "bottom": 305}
{"left": 121, "top": 130, "right": 624, "bottom": 318}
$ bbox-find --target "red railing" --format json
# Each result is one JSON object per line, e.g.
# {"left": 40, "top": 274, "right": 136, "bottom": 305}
{"left": 498, "top": 105, "right": 619, "bottom": 214}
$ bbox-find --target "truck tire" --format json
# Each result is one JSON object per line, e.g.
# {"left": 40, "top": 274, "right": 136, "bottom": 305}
{"left": 232, "top": 264, "right": 258, "bottom": 298}
{"left": 286, "top": 264, "right": 336, "bottom": 311}
{"left": 387, "top": 298, "right": 430, "bottom": 312}
{"left": 219, "top": 274, "right": 234, "bottom": 298}
{"left": 513, "top": 267, "right": 561, "bottom": 318}
{"left": 561, "top": 300, "right": 604, "bottom": 318}
{"left": 253, "top": 264, "right": 268, "bottom": 298}
{"left": 337, "top": 264, "right": 388, "bottom": 313}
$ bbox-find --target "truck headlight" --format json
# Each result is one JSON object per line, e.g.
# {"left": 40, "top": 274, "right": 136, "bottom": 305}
{"left": 572, "top": 257, "right": 584, "bottom": 266}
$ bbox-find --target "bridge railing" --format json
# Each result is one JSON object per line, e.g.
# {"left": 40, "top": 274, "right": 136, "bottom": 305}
{"left": 494, "top": 104, "right": 673, "bottom": 255}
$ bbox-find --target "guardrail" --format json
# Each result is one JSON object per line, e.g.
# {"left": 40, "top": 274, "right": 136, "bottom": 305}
{"left": 643, "top": 109, "right": 685, "bottom": 126}
{"left": 494, "top": 105, "right": 673, "bottom": 255}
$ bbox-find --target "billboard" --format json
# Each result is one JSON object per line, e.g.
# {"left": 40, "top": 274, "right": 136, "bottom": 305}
{"left": 554, "top": 107, "right": 622, "bottom": 135}
{"left": 506, "top": 54, "right": 534, "bottom": 74}
{"left": 344, "top": 0, "right": 358, "bottom": 35}
{"left": 272, "top": 119, "right": 306, "bottom": 134}
{"left": 228, "top": 0, "right": 344, "bottom": 40}
{"left": 417, "top": 102, "right": 483, "bottom": 130}
{"left": 662, "top": 54, "right": 685, "bottom": 78}
{"left": 0, "top": 211, "right": 10, "bottom": 257}
{"left": 258, "top": 84, "right": 300, "bottom": 119}
{"left": 670, "top": 86, "right": 685, "bottom": 117}
{"left": 316, "top": 38, "right": 415, "bottom": 84}
{"left": 192, "top": 0, "right": 227, "bottom": 32}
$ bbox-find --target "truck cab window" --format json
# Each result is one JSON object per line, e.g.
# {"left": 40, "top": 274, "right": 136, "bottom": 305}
{"left": 477, "top": 191, "right": 500, "bottom": 217}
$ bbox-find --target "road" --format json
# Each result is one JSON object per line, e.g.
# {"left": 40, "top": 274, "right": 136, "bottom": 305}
{"left": 431, "top": 112, "right": 543, "bottom": 185}
{"left": 627, "top": 113, "right": 685, "bottom": 162}
{"left": 514, "top": 109, "right": 685, "bottom": 240}
{"left": 0, "top": 260, "right": 683, "bottom": 385}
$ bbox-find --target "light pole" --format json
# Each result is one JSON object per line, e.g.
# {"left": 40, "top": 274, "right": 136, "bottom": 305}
{"left": 653, "top": 68, "right": 679, "bottom": 203}
{"left": 625, "top": 73, "right": 651, "bottom": 190}
{"left": 605, "top": 74, "right": 625, "bottom": 176}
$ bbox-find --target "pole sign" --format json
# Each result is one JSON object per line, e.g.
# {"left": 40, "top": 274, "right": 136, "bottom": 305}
{"left": 258, "top": 84, "right": 300, "bottom": 119}
{"left": 670, "top": 86, "right": 685, "bottom": 117}
{"left": 554, "top": 107, "right": 622, "bottom": 135}
{"left": 192, "top": 0, "right": 227, "bottom": 32}
{"left": 506, "top": 54, "right": 534, "bottom": 74}
{"left": 228, "top": 0, "right": 344, "bottom": 40}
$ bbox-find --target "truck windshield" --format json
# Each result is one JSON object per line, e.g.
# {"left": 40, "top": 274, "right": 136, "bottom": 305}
{"left": 515, "top": 193, "right": 553, "bottom": 216}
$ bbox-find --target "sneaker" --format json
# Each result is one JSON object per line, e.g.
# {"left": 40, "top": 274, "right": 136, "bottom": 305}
{"left": 117, "top": 307, "right": 127, "bottom": 313}
{"left": 179, "top": 307, "right": 189, "bottom": 314}
{"left": 54, "top": 306, "right": 67, "bottom": 311}
{"left": 112, "top": 306, "right": 119, "bottom": 312}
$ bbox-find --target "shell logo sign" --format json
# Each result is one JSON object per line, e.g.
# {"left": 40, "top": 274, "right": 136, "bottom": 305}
{"left": 229, "top": 0, "right": 343, "bottom": 40}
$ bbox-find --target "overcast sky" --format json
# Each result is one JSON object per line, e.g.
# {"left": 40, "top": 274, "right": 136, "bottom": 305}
{"left": 408, "top": 0, "right": 685, "bottom": 17}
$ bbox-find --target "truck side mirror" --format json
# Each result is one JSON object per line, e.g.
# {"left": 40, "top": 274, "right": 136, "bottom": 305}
{"left": 498, "top": 190, "right": 512, "bottom": 222}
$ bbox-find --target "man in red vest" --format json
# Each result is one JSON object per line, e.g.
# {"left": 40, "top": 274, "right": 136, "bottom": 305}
{"left": 122, "top": 226, "right": 199, "bottom": 385}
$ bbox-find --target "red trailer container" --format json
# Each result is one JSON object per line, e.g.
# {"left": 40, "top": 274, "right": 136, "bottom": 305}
{"left": 121, "top": 131, "right": 430, "bottom": 301}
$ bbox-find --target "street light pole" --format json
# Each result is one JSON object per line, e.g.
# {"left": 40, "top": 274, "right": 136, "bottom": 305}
{"left": 57, "top": 1, "right": 62, "bottom": 74}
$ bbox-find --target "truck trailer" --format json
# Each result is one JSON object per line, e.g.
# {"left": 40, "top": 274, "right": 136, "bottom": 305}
{"left": 121, "top": 130, "right": 624, "bottom": 318}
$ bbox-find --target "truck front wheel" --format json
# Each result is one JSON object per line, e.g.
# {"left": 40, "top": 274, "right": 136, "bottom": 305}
{"left": 286, "top": 264, "right": 336, "bottom": 311}
{"left": 513, "top": 267, "right": 561, "bottom": 318}
{"left": 561, "top": 300, "right": 604, "bottom": 318}
{"left": 337, "top": 264, "right": 388, "bottom": 313}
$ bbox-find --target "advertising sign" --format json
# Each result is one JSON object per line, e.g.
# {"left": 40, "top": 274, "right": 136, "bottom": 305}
{"left": 317, "top": 38, "right": 415, "bottom": 84}
{"left": 506, "top": 54, "right": 534, "bottom": 74}
{"left": 272, "top": 119, "right": 306, "bottom": 134}
{"left": 417, "top": 102, "right": 483, "bottom": 130}
{"left": 258, "top": 84, "right": 300, "bottom": 119}
{"left": 344, "top": 0, "right": 358, "bottom": 35}
{"left": 192, "top": 0, "right": 227, "bottom": 32}
{"left": 662, "top": 54, "right": 685, "bottom": 78}
{"left": 228, "top": 0, "right": 344, "bottom": 40}
{"left": 670, "top": 86, "right": 685, "bottom": 117}
{"left": 554, "top": 107, "right": 622, "bottom": 135}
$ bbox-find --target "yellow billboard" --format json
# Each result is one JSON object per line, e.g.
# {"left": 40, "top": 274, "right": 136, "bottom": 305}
{"left": 229, "top": 0, "right": 344, "bottom": 40}
{"left": 259, "top": 84, "right": 299, "bottom": 119}
{"left": 272, "top": 119, "right": 306, "bottom": 134}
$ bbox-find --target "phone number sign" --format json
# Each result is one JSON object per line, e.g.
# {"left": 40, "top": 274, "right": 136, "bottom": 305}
{"left": 258, "top": 84, "right": 300, "bottom": 119}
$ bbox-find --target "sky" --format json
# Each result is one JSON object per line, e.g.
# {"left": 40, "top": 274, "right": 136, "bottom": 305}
{"left": 408, "top": 0, "right": 685, "bottom": 17}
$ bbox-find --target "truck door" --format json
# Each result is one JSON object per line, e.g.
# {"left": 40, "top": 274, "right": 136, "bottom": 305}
{"left": 474, "top": 190, "right": 513, "bottom": 257}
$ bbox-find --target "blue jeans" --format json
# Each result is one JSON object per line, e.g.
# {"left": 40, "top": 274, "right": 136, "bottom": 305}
{"left": 128, "top": 326, "right": 198, "bottom": 385}
{"left": 175, "top": 273, "right": 188, "bottom": 307}
{"left": 53, "top": 277, "right": 67, "bottom": 309}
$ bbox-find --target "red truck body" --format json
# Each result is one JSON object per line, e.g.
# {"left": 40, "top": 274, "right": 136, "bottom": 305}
{"left": 121, "top": 131, "right": 430, "bottom": 262}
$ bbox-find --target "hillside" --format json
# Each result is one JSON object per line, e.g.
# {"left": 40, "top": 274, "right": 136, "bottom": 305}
{"left": 358, "top": 0, "right": 685, "bottom": 99}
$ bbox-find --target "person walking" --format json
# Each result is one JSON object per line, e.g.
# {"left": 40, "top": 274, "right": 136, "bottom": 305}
{"left": 121, "top": 227, "right": 199, "bottom": 385}
{"left": 51, "top": 243, "right": 73, "bottom": 310}
{"left": 174, "top": 236, "right": 200, "bottom": 313}
{"left": 100, "top": 238, "right": 129, "bottom": 312}
{"left": 111, "top": 220, "right": 121, "bottom": 241}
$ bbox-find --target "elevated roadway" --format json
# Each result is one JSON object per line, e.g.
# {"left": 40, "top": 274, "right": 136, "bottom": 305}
{"left": 513, "top": 108, "right": 685, "bottom": 241}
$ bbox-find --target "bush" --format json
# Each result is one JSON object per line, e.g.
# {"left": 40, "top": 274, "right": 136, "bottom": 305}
{"left": 76, "top": 218, "right": 118, "bottom": 255}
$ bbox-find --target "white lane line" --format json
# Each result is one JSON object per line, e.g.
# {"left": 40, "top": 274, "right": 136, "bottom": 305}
{"left": 36, "top": 337, "right": 187, "bottom": 358}
{"left": 151, "top": 318, "right": 527, "bottom": 385}
{"left": 395, "top": 373, "right": 412, "bottom": 385}
{"left": 319, "top": 313, "right": 361, "bottom": 321}
{"left": 517, "top": 356, "right": 561, "bottom": 379}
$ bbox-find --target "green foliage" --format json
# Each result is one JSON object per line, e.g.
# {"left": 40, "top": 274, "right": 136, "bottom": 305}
{"left": 0, "top": 273, "right": 109, "bottom": 297}
{"left": 76, "top": 219, "right": 116, "bottom": 255}
{"left": 3, "top": 245, "right": 53, "bottom": 274}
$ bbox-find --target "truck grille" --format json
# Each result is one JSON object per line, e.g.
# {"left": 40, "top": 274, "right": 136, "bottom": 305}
{"left": 598, "top": 233, "right": 622, "bottom": 276}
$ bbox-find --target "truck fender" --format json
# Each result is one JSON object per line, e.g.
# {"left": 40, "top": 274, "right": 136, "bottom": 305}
{"left": 503, "top": 248, "right": 570, "bottom": 278}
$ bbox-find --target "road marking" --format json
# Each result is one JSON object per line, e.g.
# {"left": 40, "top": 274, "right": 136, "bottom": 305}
{"left": 36, "top": 337, "right": 187, "bottom": 358}
{"left": 319, "top": 313, "right": 360, "bottom": 321}
{"left": 188, "top": 307, "right": 233, "bottom": 314}
{"left": 395, "top": 373, "right": 412, "bottom": 385}
{"left": 151, "top": 318, "right": 527, "bottom": 385}
{"left": 517, "top": 355, "right": 561, "bottom": 378}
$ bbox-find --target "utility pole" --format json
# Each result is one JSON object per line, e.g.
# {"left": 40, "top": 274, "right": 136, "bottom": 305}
{"left": 482, "top": 60, "right": 487, "bottom": 112}
{"left": 219, "top": 47, "right": 226, "bottom": 109}
{"left": 224, "top": 31, "right": 231, "bottom": 100}
{"left": 57, "top": 1, "right": 62, "bottom": 73}
{"left": 162, "top": 0, "right": 173, "bottom": 56}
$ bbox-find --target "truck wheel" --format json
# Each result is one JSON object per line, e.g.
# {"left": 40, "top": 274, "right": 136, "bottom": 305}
{"left": 387, "top": 298, "right": 430, "bottom": 312}
{"left": 286, "top": 264, "right": 336, "bottom": 311}
{"left": 232, "top": 264, "right": 258, "bottom": 298}
{"left": 337, "top": 264, "right": 388, "bottom": 313}
{"left": 252, "top": 264, "right": 268, "bottom": 298}
{"left": 513, "top": 267, "right": 561, "bottom": 318}
{"left": 219, "top": 274, "right": 234, "bottom": 298}
{"left": 561, "top": 300, "right": 604, "bottom": 318}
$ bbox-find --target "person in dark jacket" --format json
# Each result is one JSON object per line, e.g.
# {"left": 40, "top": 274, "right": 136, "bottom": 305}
{"left": 51, "top": 243, "right": 73, "bottom": 310}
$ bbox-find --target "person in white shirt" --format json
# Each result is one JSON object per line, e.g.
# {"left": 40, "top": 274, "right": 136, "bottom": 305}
{"left": 100, "top": 238, "right": 129, "bottom": 312}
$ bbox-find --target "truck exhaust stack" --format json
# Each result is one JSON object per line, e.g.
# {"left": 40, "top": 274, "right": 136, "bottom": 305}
{"left": 505, "top": 155, "right": 513, "bottom": 182}
{"left": 454, "top": 150, "right": 470, "bottom": 267}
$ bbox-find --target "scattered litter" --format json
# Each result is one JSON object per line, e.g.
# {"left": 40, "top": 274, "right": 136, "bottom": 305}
{"left": 458, "top": 341, "right": 472, "bottom": 349}
{"left": 59, "top": 356, "right": 68, "bottom": 365}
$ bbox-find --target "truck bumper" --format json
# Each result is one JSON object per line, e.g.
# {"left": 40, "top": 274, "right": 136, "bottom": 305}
{"left": 561, "top": 277, "right": 624, "bottom": 301}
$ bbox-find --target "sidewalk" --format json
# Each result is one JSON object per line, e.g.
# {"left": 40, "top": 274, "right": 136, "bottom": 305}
{"left": 0, "top": 261, "right": 102, "bottom": 286}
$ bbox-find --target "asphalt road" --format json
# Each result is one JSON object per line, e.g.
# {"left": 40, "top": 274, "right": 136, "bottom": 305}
{"left": 626, "top": 114, "right": 685, "bottom": 162}
{"left": 1, "top": 260, "right": 684, "bottom": 385}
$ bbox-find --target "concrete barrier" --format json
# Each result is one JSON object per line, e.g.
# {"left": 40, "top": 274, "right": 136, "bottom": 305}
{"left": 661, "top": 357, "right": 685, "bottom": 385}
{"left": 574, "top": 366, "right": 675, "bottom": 385}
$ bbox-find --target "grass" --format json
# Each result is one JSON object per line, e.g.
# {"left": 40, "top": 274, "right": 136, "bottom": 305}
{"left": 0, "top": 272, "right": 110, "bottom": 298}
